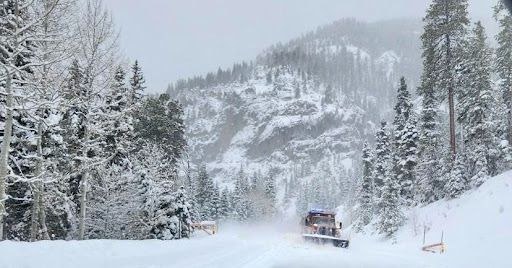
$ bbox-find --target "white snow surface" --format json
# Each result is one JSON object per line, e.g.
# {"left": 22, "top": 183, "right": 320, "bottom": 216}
{"left": 1, "top": 171, "right": 511, "bottom": 268}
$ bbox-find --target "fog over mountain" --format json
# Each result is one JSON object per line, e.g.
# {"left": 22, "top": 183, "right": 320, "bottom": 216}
{"left": 104, "top": 0, "right": 497, "bottom": 92}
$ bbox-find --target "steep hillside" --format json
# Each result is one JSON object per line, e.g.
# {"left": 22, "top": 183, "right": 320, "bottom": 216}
{"left": 171, "top": 18, "right": 423, "bottom": 206}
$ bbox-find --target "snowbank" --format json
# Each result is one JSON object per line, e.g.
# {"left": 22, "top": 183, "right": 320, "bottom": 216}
{"left": 354, "top": 170, "right": 512, "bottom": 268}
{"left": 409, "top": 170, "right": 512, "bottom": 267}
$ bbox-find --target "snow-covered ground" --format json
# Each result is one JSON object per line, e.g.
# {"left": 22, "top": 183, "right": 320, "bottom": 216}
{"left": 0, "top": 225, "right": 426, "bottom": 268}
{"left": 1, "top": 171, "right": 511, "bottom": 268}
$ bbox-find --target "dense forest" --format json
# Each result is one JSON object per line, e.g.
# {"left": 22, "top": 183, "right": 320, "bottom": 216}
{"left": 0, "top": 0, "right": 191, "bottom": 241}
{"left": 354, "top": 0, "right": 512, "bottom": 238}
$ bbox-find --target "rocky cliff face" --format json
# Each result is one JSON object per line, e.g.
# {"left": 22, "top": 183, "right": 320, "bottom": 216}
{"left": 172, "top": 18, "right": 422, "bottom": 200}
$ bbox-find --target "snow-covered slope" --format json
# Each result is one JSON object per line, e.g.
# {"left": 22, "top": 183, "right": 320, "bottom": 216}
{"left": 1, "top": 171, "right": 509, "bottom": 267}
{"left": 354, "top": 170, "right": 512, "bottom": 267}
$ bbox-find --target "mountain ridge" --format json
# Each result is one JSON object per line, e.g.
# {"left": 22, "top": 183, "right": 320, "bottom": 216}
{"left": 171, "top": 18, "right": 423, "bottom": 207}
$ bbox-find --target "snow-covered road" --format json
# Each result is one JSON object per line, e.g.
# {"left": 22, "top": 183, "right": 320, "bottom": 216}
{"left": 0, "top": 224, "right": 432, "bottom": 268}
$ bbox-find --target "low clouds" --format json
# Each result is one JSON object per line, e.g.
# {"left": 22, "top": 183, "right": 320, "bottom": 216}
{"left": 104, "top": 0, "right": 496, "bottom": 93}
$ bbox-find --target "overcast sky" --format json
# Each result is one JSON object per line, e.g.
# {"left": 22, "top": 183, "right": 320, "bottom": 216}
{"left": 103, "top": 0, "right": 497, "bottom": 93}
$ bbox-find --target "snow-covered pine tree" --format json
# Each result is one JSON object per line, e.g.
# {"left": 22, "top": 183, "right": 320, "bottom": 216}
{"left": 195, "top": 165, "right": 215, "bottom": 220}
{"left": 392, "top": 77, "right": 418, "bottom": 205}
{"left": 263, "top": 174, "right": 277, "bottom": 216}
{"left": 130, "top": 92, "right": 189, "bottom": 239}
{"left": 210, "top": 184, "right": 221, "bottom": 220}
{"left": 355, "top": 142, "right": 374, "bottom": 232}
{"left": 495, "top": 0, "right": 512, "bottom": 148}
{"left": 128, "top": 143, "right": 164, "bottom": 239}
{"left": 86, "top": 64, "right": 136, "bottom": 239}
{"left": 233, "top": 168, "right": 250, "bottom": 222}
{"left": 130, "top": 142, "right": 185, "bottom": 240}
{"left": 417, "top": 45, "right": 444, "bottom": 203}
{"left": 457, "top": 22, "right": 495, "bottom": 188}
{"left": 445, "top": 152, "right": 468, "bottom": 198}
{"left": 58, "top": 59, "right": 87, "bottom": 238}
{"left": 185, "top": 162, "right": 201, "bottom": 223}
{"left": 373, "top": 121, "right": 403, "bottom": 238}
{"left": 130, "top": 60, "right": 146, "bottom": 105}
{"left": 377, "top": 166, "right": 404, "bottom": 240}
{"left": 134, "top": 94, "right": 186, "bottom": 166}
{"left": 422, "top": 0, "right": 470, "bottom": 157}
{"left": 393, "top": 78, "right": 413, "bottom": 133}
{"left": 174, "top": 186, "right": 193, "bottom": 239}
{"left": 373, "top": 121, "right": 392, "bottom": 208}
{"left": 149, "top": 190, "right": 178, "bottom": 240}
{"left": 493, "top": 1, "right": 512, "bottom": 173}
{"left": 398, "top": 119, "right": 419, "bottom": 204}
{"left": 104, "top": 65, "right": 133, "bottom": 163}
{"left": 218, "top": 188, "right": 231, "bottom": 221}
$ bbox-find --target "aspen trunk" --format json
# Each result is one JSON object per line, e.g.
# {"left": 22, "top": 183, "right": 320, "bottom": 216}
{"left": 0, "top": 73, "right": 13, "bottom": 241}
{"left": 29, "top": 185, "right": 41, "bottom": 241}
{"left": 78, "top": 123, "right": 91, "bottom": 240}
{"left": 30, "top": 122, "right": 50, "bottom": 241}
{"left": 78, "top": 171, "right": 88, "bottom": 240}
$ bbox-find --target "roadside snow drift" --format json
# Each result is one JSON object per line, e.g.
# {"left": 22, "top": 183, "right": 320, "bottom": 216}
{"left": 395, "top": 170, "right": 512, "bottom": 268}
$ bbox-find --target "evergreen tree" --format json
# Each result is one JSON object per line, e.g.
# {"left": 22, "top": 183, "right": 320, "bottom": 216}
{"left": 417, "top": 45, "right": 444, "bottom": 203}
{"left": 195, "top": 166, "right": 215, "bottom": 220}
{"left": 393, "top": 78, "right": 413, "bottom": 132}
{"left": 233, "top": 168, "right": 250, "bottom": 222}
{"left": 210, "top": 184, "right": 221, "bottom": 220}
{"left": 355, "top": 142, "right": 374, "bottom": 231}
{"left": 398, "top": 119, "right": 419, "bottom": 204}
{"left": 130, "top": 60, "right": 146, "bottom": 105}
{"left": 445, "top": 152, "right": 468, "bottom": 198}
{"left": 373, "top": 121, "right": 391, "bottom": 206}
{"left": 134, "top": 94, "right": 186, "bottom": 165}
{"left": 174, "top": 186, "right": 193, "bottom": 239}
{"left": 218, "top": 188, "right": 231, "bottom": 221}
{"left": 264, "top": 175, "right": 277, "bottom": 216}
{"left": 495, "top": 1, "right": 512, "bottom": 148}
{"left": 377, "top": 168, "right": 404, "bottom": 240}
{"left": 458, "top": 22, "right": 495, "bottom": 188}
{"left": 422, "top": 0, "right": 469, "bottom": 157}
{"left": 392, "top": 78, "right": 419, "bottom": 205}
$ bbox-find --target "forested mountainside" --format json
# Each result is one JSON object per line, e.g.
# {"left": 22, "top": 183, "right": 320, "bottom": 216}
{"left": 168, "top": 18, "right": 423, "bottom": 209}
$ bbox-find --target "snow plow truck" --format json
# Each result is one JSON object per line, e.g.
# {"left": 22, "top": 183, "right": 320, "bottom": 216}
{"left": 302, "top": 209, "right": 349, "bottom": 248}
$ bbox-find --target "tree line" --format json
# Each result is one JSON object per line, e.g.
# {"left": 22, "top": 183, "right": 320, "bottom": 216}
{"left": 186, "top": 166, "right": 277, "bottom": 223}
